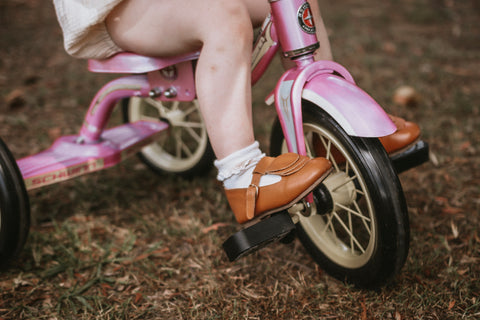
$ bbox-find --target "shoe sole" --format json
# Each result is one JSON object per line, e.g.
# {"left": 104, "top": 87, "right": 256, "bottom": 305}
{"left": 386, "top": 137, "right": 420, "bottom": 157}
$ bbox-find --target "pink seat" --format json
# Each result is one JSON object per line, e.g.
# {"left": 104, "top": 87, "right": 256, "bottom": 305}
{"left": 88, "top": 52, "right": 200, "bottom": 74}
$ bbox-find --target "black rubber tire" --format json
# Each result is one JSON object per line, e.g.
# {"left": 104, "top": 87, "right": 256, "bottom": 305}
{"left": 0, "top": 138, "right": 30, "bottom": 268}
{"left": 122, "top": 98, "right": 214, "bottom": 178}
{"left": 270, "top": 102, "right": 409, "bottom": 289}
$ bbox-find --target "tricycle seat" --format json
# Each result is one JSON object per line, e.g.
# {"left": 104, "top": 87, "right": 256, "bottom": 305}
{"left": 88, "top": 52, "right": 200, "bottom": 74}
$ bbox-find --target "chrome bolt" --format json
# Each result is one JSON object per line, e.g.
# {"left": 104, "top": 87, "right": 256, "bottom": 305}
{"left": 163, "top": 87, "right": 177, "bottom": 98}
{"left": 149, "top": 87, "right": 162, "bottom": 98}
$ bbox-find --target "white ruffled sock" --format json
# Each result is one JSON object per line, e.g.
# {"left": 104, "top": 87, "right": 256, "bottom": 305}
{"left": 214, "top": 141, "right": 281, "bottom": 190}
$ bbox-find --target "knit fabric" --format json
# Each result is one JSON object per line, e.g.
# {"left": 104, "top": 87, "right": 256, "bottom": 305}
{"left": 214, "top": 141, "right": 281, "bottom": 189}
{"left": 53, "top": 0, "right": 124, "bottom": 59}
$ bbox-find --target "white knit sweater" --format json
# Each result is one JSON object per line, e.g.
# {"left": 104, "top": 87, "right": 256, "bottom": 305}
{"left": 53, "top": 0, "right": 124, "bottom": 59}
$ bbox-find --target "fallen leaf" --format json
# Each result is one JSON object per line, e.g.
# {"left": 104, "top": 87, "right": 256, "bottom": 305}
{"left": 101, "top": 283, "right": 113, "bottom": 290}
{"left": 435, "top": 196, "right": 449, "bottom": 205}
{"left": 201, "top": 222, "right": 230, "bottom": 234}
{"left": 48, "top": 127, "right": 62, "bottom": 141}
{"left": 450, "top": 220, "right": 459, "bottom": 238}
{"left": 134, "top": 292, "right": 143, "bottom": 304}
{"left": 457, "top": 268, "right": 469, "bottom": 275}
{"left": 360, "top": 299, "right": 368, "bottom": 320}
{"left": 442, "top": 206, "right": 463, "bottom": 215}
{"left": 240, "top": 288, "right": 266, "bottom": 299}
{"left": 134, "top": 252, "right": 151, "bottom": 262}
{"left": 448, "top": 300, "right": 455, "bottom": 310}
{"left": 4, "top": 88, "right": 26, "bottom": 109}
{"left": 460, "top": 255, "right": 479, "bottom": 264}
{"left": 443, "top": 173, "right": 452, "bottom": 182}
{"left": 460, "top": 141, "right": 471, "bottom": 151}
{"left": 393, "top": 85, "right": 420, "bottom": 107}
{"left": 382, "top": 41, "right": 397, "bottom": 54}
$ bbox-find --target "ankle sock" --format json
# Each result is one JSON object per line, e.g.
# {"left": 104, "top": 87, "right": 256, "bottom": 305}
{"left": 214, "top": 141, "right": 281, "bottom": 190}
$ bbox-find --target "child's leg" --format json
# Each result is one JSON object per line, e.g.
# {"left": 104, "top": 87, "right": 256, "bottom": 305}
{"left": 106, "top": 0, "right": 332, "bottom": 224}
{"left": 107, "top": 0, "right": 265, "bottom": 160}
{"left": 106, "top": 0, "right": 332, "bottom": 159}
{"left": 309, "top": 0, "right": 333, "bottom": 61}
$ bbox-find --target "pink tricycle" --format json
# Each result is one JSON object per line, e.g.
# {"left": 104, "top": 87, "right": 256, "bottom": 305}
{"left": 0, "top": 0, "right": 428, "bottom": 289}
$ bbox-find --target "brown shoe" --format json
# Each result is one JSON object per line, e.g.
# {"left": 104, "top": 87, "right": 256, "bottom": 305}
{"left": 224, "top": 153, "right": 332, "bottom": 224}
{"left": 379, "top": 115, "right": 420, "bottom": 155}
{"left": 313, "top": 115, "right": 421, "bottom": 161}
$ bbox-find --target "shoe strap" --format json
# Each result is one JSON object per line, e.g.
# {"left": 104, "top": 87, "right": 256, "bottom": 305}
{"left": 245, "top": 157, "right": 272, "bottom": 220}
{"left": 245, "top": 153, "right": 309, "bottom": 220}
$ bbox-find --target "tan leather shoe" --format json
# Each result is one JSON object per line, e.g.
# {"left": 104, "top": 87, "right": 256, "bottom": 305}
{"left": 225, "top": 153, "right": 332, "bottom": 224}
{"left": 379, "top": 115, "right": 420, "bottom": 155}
{"left": 313, "top": 115, "right": 421, "bottom": 162}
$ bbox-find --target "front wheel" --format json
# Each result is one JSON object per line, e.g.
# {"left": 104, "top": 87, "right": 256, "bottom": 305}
{"left": 0, "top": 138, "right": 30, "bottom": 268}
{"left": 122, "top": 97, "right": 214, "bottom": 177}
{"left": 270, "top": 102, "right": 409, "bottom": 289}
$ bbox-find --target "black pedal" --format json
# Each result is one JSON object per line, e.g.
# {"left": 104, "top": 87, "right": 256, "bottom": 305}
{"left": 391, "top": 140, "right": 429, "bottom": 173}
{"left": 222, "top": 211, "right": 296, "bottom": 262}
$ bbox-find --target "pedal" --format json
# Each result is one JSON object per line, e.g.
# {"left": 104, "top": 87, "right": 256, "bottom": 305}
{"left": 222, "top": 211, "right": 296, "bottom": 262}
{"left": 390, "top": 140, "right": 429, "bottom": 173}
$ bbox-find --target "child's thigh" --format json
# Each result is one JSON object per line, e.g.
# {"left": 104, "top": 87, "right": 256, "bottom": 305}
{"left": 242, "top": 0, "right": 270, "bottom": 26}
{"left": 106, "top": 0, "right": 266, "bottom": 56}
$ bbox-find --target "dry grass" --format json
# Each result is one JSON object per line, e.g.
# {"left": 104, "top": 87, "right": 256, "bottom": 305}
{"left": 1, "top": 0, "right": 479, "bottom": 319}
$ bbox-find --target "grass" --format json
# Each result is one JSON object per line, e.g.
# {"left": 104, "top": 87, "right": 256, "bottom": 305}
{"left": 1, "top": 0, "right": 480, "bottom": 318}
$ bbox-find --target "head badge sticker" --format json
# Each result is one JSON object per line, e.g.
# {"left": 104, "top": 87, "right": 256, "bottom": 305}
{"left": 297, "top": 2, "right": 316, "bottom": 34}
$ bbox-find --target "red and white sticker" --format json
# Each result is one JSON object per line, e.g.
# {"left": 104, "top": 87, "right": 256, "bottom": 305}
{"left": 297, "top": 2, "right": 316, "bottom": 34}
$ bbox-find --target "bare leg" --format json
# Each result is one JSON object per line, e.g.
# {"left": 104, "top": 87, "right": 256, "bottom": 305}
{"left": 106, "top": 0, "right": 268, "bottom": 160}
{"left": 106, "top": 0, "right": 334, "bottom": 223}
{"left": 309, "top": 0, "right": 333, "bottom": 61}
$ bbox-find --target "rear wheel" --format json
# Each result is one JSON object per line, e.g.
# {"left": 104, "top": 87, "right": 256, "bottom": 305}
{"left": 0, "top": 138, "right": 30, "bottom": 268}
{"left": 270, "top": 102, "right": 409, "bottom": 288}
{"left": 122, "top": 97, "right": 214, "bottom": 177}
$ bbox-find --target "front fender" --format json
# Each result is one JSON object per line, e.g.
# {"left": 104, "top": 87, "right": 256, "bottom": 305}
{"left": 271, "top": 62, "right": 396, "bottom": 154}
{"left": 302, "top": 73, "right": 396, "bottom": 137}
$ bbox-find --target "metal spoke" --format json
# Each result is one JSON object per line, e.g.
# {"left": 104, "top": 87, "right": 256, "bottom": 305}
{"left": 355, "top": 188, "right": 365, "bottom": 196}
{"left": 181, "top": 141, "right": 193, "bottom": 157}
{"left": 332, "top": 210, "right": 366, "bottom": 254}
{"left": 174, "top": 131, "right": 182, "bottom": 158}
{"left": 175, "top": 121, "right": 204, "bottom": 129}
{"left": 322, "top": 213, "right": 337, "bottom": 239}
{"left": 183, "top": 126, "right": 202, "bottom": 144}
{"left": 174, "top": 131, "right": 193, "bottom": 158}
{"left": 319, "top": 135, "right": 340, "bottom": 172}
{"left": 353, "top": 199, "right": 372, "bottom": 234}
{"left": 182, "top": 105, "right": 198, "bottom": 117}
{"left": 305, "top": 131, "right": 314, "bottom": 156}
{"left": 335, "top": 202, "right": 371, "bottom": 224}
{"left": 348, "top": 211, "right": 354, "bottom": 253}
{"left": 171, "top": 101, "right": 180, "bottom": 111}
{"left": 139, "top": 115, "right": 161, "bottom": 123}
{"left": 330, "top": 174, "right": 358, "bottom": 193}
{"left": 126, "top": 96, "right": 211, "bottom": 176}
{"left": 145, "top": 98, "right": 169, "bottom": 117}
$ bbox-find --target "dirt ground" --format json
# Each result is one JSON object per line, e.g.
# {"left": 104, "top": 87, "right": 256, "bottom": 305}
{"left": 0, "top": 0, "right": 479, "bottom": 319}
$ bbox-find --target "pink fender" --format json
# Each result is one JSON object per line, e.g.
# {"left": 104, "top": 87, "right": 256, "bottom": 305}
{"left": 272, "top": 60, "right": 396, "bottom": 154}
{"left": 302, "top": 73, "right": 396, "bottom": 137}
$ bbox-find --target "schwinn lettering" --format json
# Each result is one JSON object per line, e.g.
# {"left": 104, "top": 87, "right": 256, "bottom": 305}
{"left": 27, "top": 160, "right": 104, "bottom": 188}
